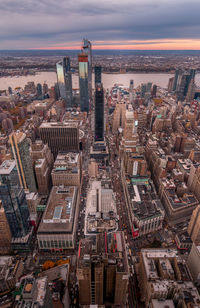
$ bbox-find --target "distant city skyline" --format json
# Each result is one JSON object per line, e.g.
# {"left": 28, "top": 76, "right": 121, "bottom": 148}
{"left": 1, "top": 0, "right": 200, "bottom": 50}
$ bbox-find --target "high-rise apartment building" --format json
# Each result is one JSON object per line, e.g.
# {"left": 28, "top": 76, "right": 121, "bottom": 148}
{"left": 56, "top": 57, "right": 73, "bottom": 108}
{"left": 188, "top": 205, "right": 200, "bottom": 245}
{"left": 39, "top": 122, "right": 79, "bottom": 159}
{"left": 82, "top": 38, "right": 92, "bottom": 100}
{"left": 9, "top": 132, "right": 37, "bottom": 192}
{"left": 78, "top": 53, "right": 89, "bottom": 112}
{"left": 95, "top": 84, "right": 104, "bottom": 142}
{"left": 77, "top": 232, "right": 129, "bottom": 306}
{"left": 0, "top": 160, "right": 30, "bottom": 238}
{"left": 94, "top": 66, "right": 102, "bottom": 86}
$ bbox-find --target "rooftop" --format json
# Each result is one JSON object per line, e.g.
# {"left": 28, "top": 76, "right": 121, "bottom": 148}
{"left": 78, "top": 232, "right": 128, "bottom": 273}
{"left": 85, "top": 181, "right": 117, "bottom": 234}
{"left": 38, "top": 186, "right": 77, "bottom": 233}
{"left": 39, "top": 121, "right": 78, "bottom": 129}
{"left": 0, "top": 160, "right": 16, "bottom": 174}
{"left": 127, "top": 180, "right": 164, "bottom": 220}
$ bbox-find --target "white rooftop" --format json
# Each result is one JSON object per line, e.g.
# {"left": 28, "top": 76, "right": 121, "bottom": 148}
{"left": 0, "top": 160, "right": 16, "bottom": 174}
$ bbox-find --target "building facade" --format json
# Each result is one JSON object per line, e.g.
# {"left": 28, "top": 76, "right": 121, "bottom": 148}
{"left": 9, "top": 132, "right": 37, "bottom": 192}
{"left": 95, "top": 85, "right": 104, "bottom": 142}
{"left": 39, "top": 122, "right": 79, "bottom": 159}
{"left": 78, "top": 53, "right": 89, "bottom": 112}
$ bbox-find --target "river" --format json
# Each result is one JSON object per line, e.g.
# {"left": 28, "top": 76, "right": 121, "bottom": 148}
{"left": 0, "top": 71, "right": 200, "bottom": 91}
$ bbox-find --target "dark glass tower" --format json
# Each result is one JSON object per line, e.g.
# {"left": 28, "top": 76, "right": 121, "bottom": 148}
{"left": 95, "top": 66, "right": 102, "bottom": 86}
{"left": 78, "top": 53, "right": 89, "bottom": 112}
{"left": 36, "top": 83, "right": 43, "bottom": 99}
{"left": 95, "top": 85, "right": 104, "bottom": 141}
{"left": 0, "top": 160, "right": 30, "bottom": 238}
{"left": 56, "top": 57, "right": 73, "bottom": 108}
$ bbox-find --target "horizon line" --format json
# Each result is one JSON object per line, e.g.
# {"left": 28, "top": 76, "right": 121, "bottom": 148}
{"left": 1, "top": 48, "right": 200, "bottom": 51}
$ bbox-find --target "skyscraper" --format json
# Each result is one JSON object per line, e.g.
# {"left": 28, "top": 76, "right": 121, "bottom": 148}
{"left": 82, "top": 38, "right": 92, "bottom": 100}
{"left": 56, "top": 57, "right": 73, "bottom": 109}
{"left": 129, "top": 79, "right": 134, "bottom": 92}
{"left": 77, "top": 232, "right": 129, "bottom": 306}
{"left": 78, "top": 53, "right": 89, "bottom": 112}
{"left": 9, "top": 132, "right": 37, "bottom": 192}
{"left": 36, "top": 83, "right": 43, "bottom": 99}
{"left": 95, "top": 84, "right": 104, "bottom": 141}
{"left": 172, "top": 69, "right": 180, "bottom": 91}
{"left": 39, "top": 121, "right": 79, "bottom": 159}
{"left": 94, "top": 66, "right": 102, "bottom": 86}
{"left": 0, "top": 160, "right": 30, "bottom": 238}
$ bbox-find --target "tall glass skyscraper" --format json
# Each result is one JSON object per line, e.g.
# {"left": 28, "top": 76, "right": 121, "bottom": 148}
{"left": 9, "top": 132, "right": 37, "bottom": 192}
{"left": 95, "top": 85, "right": 104, "bottom": 141}
{"left": 82, "top": 39, "right": 92, "bottom": 100}
{"left": 95, "top": 66, "right": 102, "bottom": 86}
{"left": 0, "top": 160, "right": 30, "bottom": 238}
{"left": 78, "top": 53, "right": 89, "bottom": 112}
{"left": 56, "top": 57, "right": 73, "bottom": 109}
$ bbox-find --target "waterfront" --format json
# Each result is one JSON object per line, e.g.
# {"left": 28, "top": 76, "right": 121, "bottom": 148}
{"left": 0, "top": 72, "right": 175, "bottom": 91}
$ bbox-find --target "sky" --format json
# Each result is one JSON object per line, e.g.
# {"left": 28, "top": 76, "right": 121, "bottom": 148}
{"left": 1, "top": 0, "right": 200, "bottom": 50}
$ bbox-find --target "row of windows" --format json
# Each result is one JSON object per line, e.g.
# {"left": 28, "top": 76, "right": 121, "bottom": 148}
{"left": 39, "top": 239, "right": 73, "bottom": 249}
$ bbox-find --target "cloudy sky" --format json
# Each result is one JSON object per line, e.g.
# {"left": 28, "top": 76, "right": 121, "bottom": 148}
{"left": 1, "top": 0, "right": 200, "bottom": 49}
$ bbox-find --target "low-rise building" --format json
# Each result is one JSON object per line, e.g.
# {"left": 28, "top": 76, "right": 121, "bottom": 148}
{"left": 51, "top": 152, "right": 82, "bottom": 187}
{"left": 15, "top": 276, "right": 53, "bottom": 307}
{"left": 159, "top": 178, "right": 199, "bottom": 225}
{"left": 124, "top": 178, "right": 164, "bottom": 237}
{"left": 37, "top": 185, "right": 80, "bottom": 250}
{"left": 138, "top": 248, "right": 200, "bottom": 307}
{"left": 0, "top": 257, "right": 24, "bottom": 293}
{"left": 85, "top": 181, "right": 117, "bottom": 235}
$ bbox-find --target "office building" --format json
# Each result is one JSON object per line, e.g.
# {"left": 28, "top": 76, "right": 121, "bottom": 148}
{"left": 51, "top": 152, "right": 82, "bottom": 187}
{"left": 94, "top": 66, "right": 102, "bottom": 86}
{"left": 188, "top": 205, "right": 200, "bottom": 245}
{"left": 124, "top": 178, "right": 164, "bottom": 237}
{"left": 0, "top": 160, "right": 30, "bottom": 238}
{"left": 187, "top": 243, "right": 200, "bottom": 286}
{"left": 112, "top": 103, "right": 126, "bottom": 133}
{"left": 78, "top": 53, "right": 89, "bottom": 112}
{"left": 39, "top": 121, "right": 79, "bottom": 159}
{"left": 37, "top": 185, "right": 80, "bottom": 250}
{"left": 138, "top": 248, "right": 200, "bottom": 307}
{"left": 159, "top": 178, "right": 199, "bottom": 224}
{"left": 36, "top": 83, "right": 43, "bottom": 99}
{"left": 82, "top": 38, "right": 92, "bottom": 100}
{"left": 85, "top": 181, "right": 117, "bottom": 235}
{"left": 9, "top": 132, "right": 37, "bottom": 192}
{"left": 0, "top": 257, "right": 24, "bottom": 293}
{"left": 172, "top": 69, "right": 181, "bottom": 91}
{"left": 16, "top": 276, "right": 53, "bottom": 307}
{"left": 56, "top": 57, "right": 73, "bottom": 109}
{"left": 30, "top": 140, "right": 53, "bottom": 194}
{"left": 129, "top": 79, "right": 134, "bottom": 91}
{"left": 176, "top": 69, "right": 196, "bottom": 101}
{"left": 77, "top": 232, "right": 129, "bottom": 306}
{"left": 0, "top": 200, "right": 12, "bottom": 254}
{"left": 95, "top": 84, "right": 104, "bottom": 142}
